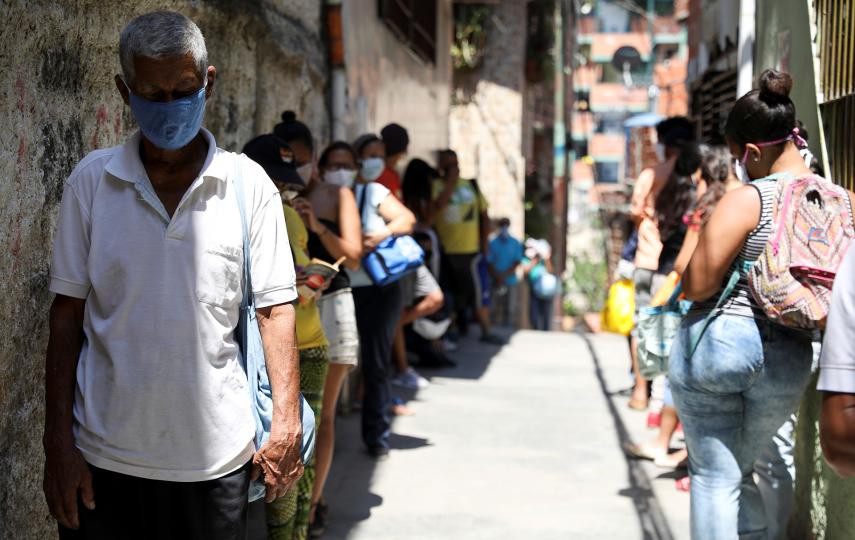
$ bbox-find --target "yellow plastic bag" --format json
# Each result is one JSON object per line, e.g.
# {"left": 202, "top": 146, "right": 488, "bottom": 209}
{"left": 601, "top": 278, "right": 635, "bottom": 336}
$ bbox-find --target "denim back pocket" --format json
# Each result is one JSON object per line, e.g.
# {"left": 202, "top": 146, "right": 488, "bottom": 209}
{"left": 687, "top": 315, "right": 765, "bottom": 393}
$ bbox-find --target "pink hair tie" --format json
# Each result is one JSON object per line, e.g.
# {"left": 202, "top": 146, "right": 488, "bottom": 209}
{"left": 792, "top": 127, "right": 808, "bottom": 149}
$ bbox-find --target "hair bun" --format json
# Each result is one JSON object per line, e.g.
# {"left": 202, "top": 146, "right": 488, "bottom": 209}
{"left": 758, "top": 69, "right": 793, "bottom": 100}
{"left": 281, "top": 110, "right": 297, "bottom": 123}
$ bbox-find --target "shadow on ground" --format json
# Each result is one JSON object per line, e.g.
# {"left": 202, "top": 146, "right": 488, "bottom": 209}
{"left": 320, "top": 326, "right": 516, "bottom": 539}
{"left": 581, "top": 332, "right": 677, "bottom": 540}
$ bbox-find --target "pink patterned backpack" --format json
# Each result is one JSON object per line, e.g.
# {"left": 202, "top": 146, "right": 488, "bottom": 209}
{"left": 748, "top": 174, "right": 855, "bottom": 329}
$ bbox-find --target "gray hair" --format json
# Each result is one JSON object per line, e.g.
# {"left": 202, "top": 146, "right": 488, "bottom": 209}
{"left": 119, "top": 11, "right": 207, "bottom": 84}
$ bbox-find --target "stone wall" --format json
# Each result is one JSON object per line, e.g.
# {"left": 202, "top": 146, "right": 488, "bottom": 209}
{"left": 0, "top": 2, "right": 327, "bottom": 537}
{"left": 449, "top": 0, "right": 527, "bottom": 238}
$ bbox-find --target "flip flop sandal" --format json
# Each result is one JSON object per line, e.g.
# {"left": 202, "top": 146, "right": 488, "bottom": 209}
{"left": 654, "top": 453, "right": 689, "bottom": 470}
{"left": 623, "top": 441, "right": 667, "bottom": 461}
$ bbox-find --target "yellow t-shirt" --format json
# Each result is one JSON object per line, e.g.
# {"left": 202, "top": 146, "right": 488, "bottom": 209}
{"left": 282, "top": 204, "right": 327, "bottom": 350}
{"left": 432, "top": 178, "right": 488, "bottom": 255}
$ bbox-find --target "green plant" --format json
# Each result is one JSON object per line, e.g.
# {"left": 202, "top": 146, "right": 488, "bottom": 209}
{"left": 563, "top": 297, "right": 581, "bottom": 317}
{"left": 567, "top": 255, "right": 608, "bottom": 313}
{"left": 451, "top": 6, "right": 489, "bottom": 70}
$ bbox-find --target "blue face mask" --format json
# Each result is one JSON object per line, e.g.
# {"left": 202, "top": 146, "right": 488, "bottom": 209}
{"left": 128, "top": 85, "right": 207, "bottom": 150}
{"left": 360, "top": 157, "right": 385, "bottom": 182}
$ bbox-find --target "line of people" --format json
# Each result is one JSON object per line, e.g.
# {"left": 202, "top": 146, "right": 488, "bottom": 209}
{"left": 619, "top": 69, "right": 855, "bottom": 539}
{"left": 241, "top": 113, "right": 555, "bottom": 537}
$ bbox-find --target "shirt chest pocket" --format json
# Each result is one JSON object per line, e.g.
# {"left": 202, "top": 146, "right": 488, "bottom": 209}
{"left": 196, "top": 244, "right": 243, "bottom": 308}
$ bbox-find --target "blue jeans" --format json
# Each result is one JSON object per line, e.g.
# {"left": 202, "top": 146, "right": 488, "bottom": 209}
{"left": 669, "top": 314, "right": 811, "bottom": 540}
{"left": 529, "top": 295, "right": 552, "bottom": 331}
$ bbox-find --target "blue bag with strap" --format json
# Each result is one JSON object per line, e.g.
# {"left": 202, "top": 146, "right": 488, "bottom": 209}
{"left": 233, "top": 158, "right": 316, "bottom": 502}
{"left": 358, "top": 183, "right": 424, "bottom": 286}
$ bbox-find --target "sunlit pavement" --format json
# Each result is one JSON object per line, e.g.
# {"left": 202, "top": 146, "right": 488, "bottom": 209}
{"left": 323, "top": 329, "right": 690, "bottom": 540}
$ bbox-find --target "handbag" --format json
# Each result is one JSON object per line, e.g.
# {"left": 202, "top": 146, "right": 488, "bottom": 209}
{"left": 637, "top": 283, "right": 692, "bottom": 380}
{"left": 233, "top": 158, "right": 316, "bottom": 502}
{"left": 358, "top": 184, "right": 424, "bottom": 286}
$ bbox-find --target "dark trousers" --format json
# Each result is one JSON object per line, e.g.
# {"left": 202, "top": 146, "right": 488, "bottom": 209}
{"left": 404, "top": 325, "right": 445, "bottom": 366}
{"left": 441, "top": 252, "right": 478, "bottom": 334}
{"left": 529, "top": 295, "right": 553, "bottom": 331}
{"left": 59, "top": 462, "right": 251, "bottom": 540}
{"left": 353, "top": 281, "right": 403, "bottom": 450}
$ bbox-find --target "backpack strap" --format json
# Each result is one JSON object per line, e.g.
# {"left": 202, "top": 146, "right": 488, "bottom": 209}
{"left": 688, "top": 259, "right": 752, "bottom": 358}
{"left": 233, "top": 155, "right": 254, "bottom": 311}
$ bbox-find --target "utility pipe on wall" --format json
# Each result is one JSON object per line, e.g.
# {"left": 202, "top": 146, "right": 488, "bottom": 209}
{"left": 325, "top": 0, "right": 347, "bottom": 141}
{"left": 736, "top": 0, "right": 755, "bottom": 96}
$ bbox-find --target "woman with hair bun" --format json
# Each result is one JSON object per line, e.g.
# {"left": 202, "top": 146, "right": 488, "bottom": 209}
{"left": 668, "top": 70, "right": 855, "bottom": 539}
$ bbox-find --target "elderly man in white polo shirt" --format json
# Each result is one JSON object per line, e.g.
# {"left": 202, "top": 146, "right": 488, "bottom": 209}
{"left": 43, "top": 11, "right": 303, "bottom": 539}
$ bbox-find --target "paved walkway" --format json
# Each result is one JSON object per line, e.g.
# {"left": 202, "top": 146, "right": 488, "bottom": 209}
{"left": 322, "top": 329, "right": 690, "bottom": 539}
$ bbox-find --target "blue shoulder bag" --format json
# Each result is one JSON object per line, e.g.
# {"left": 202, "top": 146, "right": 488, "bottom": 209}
{"left": 233, "top": 158, "right": 316, "bottom": 502}
{"left": 358, "top": 183, "right": 424, "bottom": 286}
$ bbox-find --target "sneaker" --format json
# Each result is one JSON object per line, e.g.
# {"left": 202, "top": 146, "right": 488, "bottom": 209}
{"left": 391, "top": 368, "right": 430, "bottom": 390}
{"left": 367, "top": 444, "right": 390, "bottom": 460}
{"left": 308, "top": 502, "right": 328, "bottom": 538}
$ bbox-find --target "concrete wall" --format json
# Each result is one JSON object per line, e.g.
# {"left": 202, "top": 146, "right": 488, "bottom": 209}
{"left": 0, "top": 2, "right": 327, "bottom": 537}
{"left": 755, "top": 2, "right": 855, "bottom": 537}
{"left": 449, "top": 0, "right": 527, "bottom": 237}
{"left": 754, "top": 0, "right": 824, "bottom": 166}
{"left": 340, "top": 0, "right": 453, "bottom": 163}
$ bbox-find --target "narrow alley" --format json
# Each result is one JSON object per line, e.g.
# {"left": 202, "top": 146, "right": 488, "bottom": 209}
{"left": 323, "top": 329, "right": 689, "bottom": 540}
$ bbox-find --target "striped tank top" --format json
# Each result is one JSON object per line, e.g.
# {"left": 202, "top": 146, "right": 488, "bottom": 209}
{"left": 692, "top": 180, "right": 778, "bottom": 319}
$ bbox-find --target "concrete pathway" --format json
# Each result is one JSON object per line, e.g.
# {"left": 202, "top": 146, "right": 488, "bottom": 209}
{"left": 322, "top": 329, "right": 690, "bottom": 539}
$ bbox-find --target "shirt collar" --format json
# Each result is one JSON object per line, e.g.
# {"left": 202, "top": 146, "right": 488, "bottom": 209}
{"left": 105, "top": 127, "right": 227, "bottom": 185}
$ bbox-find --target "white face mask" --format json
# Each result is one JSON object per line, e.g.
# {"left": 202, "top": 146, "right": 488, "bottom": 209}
{"left": 324, "top": 169, "right": 357, "bottom": 188}
{"left": 297, "top": 163, "right": 313, "bottom": 184}
{"left": 734, "top": 159, "right": 749, "bottom": 184}
{"left": 360, "top": 157, "right": 385, "bottom": 182}
{"left": 655, "top": 143, "right": 666, "bottom": 162}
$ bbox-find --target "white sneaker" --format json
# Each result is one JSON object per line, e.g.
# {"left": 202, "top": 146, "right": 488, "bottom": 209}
{"left": 391, "top": 368, "right": 430, "bottom": 390}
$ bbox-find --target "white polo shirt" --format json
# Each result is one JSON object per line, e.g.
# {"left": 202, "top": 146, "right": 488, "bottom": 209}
{"left": 49, "top": 129, "right": 297, "bottom": 482}
{"left": 820, "top": 245, "right": 855, "bottom": 393}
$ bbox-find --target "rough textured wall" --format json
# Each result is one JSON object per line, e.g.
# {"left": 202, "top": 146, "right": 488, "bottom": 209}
{"left": 790, "top": 378, "right": 855, "bottom": 539}
{"left": 341, "top": 0, "right": 453, "bottom": 164}
{"left": 449, "top": 0, "right": 526, "bottom": 237}
{"left": 0, "top": 2, "right": 326, "bottom": 538}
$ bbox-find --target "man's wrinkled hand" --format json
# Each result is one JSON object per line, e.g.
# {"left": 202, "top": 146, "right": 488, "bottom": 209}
{"left": 252, "top": 427, "right": 304, "bottom": 503}
{"left": 43, "top": 440, "right": 95, "bottom": 529}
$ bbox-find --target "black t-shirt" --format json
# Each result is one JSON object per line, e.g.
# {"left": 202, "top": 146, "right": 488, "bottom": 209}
{"left": 307, "top": 218, "right": 351, "bottom": 294}
{"left": 658, "top": 222, "right": 687, "bottom": 275}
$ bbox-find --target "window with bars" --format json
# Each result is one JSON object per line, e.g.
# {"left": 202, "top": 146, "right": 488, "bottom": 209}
{"left": 379, "top": 0, "right": 438, "bottom": 63}
{"left": 689, "top": 69, "right": 737, "bottom": 144}
{"left": 816, "top": 0, "right": 855, "bottom": 189}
